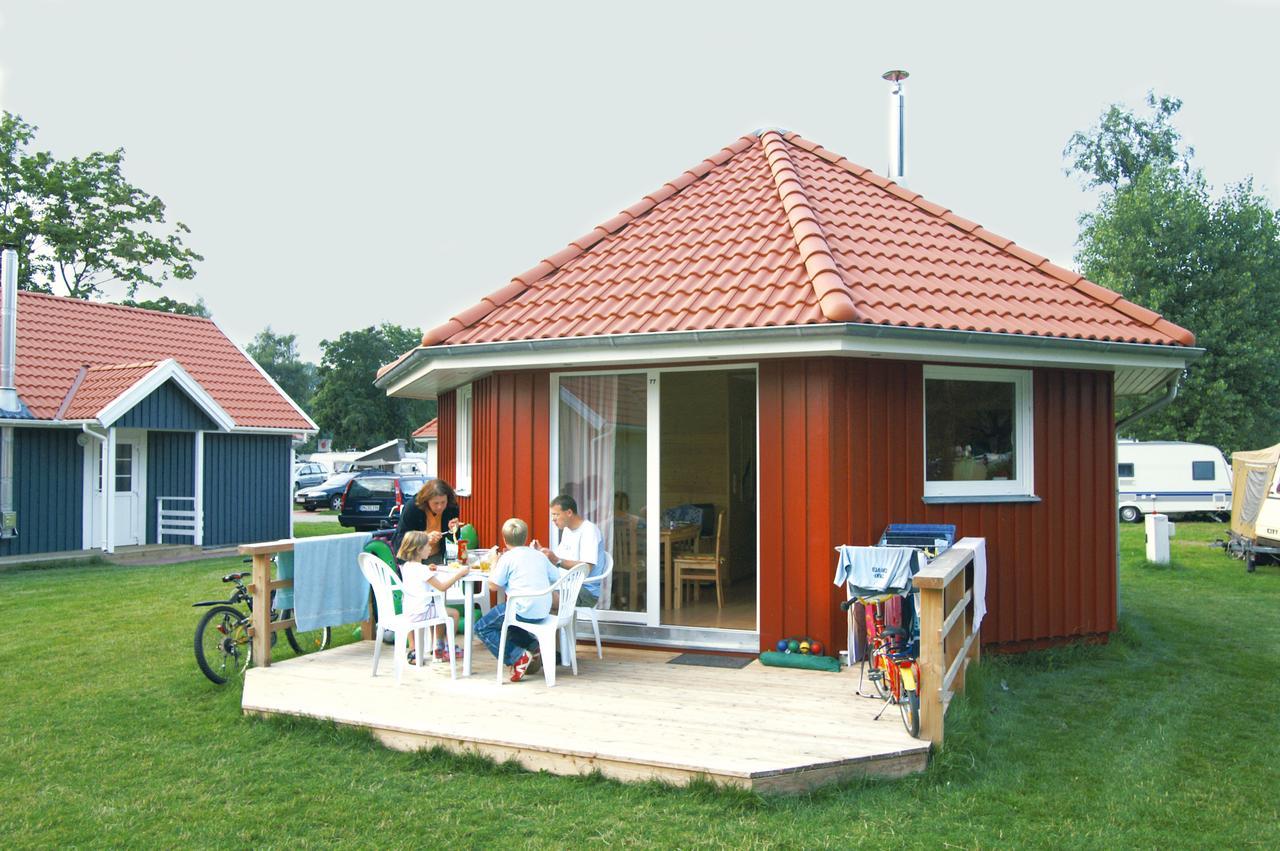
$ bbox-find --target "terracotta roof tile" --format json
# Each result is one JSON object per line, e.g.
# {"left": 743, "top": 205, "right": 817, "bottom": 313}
{"left": 3, "top": 292, "right": 312, "bottom": 429}
{"left": 412, "top": 418, "right": 437, "bottom": 439}
{"left": 404, "top": 130, "right": 1193, "bottom": 360}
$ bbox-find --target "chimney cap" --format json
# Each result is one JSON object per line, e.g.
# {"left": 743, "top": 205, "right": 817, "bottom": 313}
{"left": 1, "top": 244, "right": 19, "bottom": 252}
{"left": 881, "top": 69, "right": 909, "bottom": 83}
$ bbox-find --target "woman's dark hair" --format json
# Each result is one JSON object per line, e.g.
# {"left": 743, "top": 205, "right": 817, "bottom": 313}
{"left": 415, "top": 478, "right": 457, "bottom": 512}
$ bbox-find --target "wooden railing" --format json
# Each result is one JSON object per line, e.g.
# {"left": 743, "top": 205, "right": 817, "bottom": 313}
{"left": 155, "top": 496, "right": 197, "bottom": 543}
{"left": 915, "top": 543, "right": 982, "bottom": 746}
{"left": 238, "top": 538, "right": 375, "bottom": 668}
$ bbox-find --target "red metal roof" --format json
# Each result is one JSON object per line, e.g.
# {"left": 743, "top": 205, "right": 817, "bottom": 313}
{"left": 4, "top": 291, "right": 313, "bottom": 430}
{"left": 417, "top": 130, "right": 1194, "bottom": 351}
{"left": 412, "top": 418, "right": 438, "bottom": 439}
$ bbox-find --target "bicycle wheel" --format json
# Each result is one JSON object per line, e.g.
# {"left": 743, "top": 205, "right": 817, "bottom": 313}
{"left": 195, "top": 605, "right": 252, "bottom": 685}
{"left": 899, "top": 686, "right": 921, "bottom": 738}
{"left": 866, "top": 648, "right": 892, "bottom": 700}
{"left": 283, "top": 610, "right": 331, "bottom": 655}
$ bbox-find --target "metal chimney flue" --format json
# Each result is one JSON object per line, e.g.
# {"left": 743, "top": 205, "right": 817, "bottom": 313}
{"left": 882, "top": 69, "right": 909, "bottom": 185}
{"left": 0, "top": 245, "right": 20, "bottom": 413}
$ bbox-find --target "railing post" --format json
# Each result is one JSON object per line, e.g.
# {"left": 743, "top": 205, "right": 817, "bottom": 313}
{"left": 918, "top": 582, "right": 944, "bottom": 746}
{"left": 251, "top": 552, "right": 273, "bottom": 669}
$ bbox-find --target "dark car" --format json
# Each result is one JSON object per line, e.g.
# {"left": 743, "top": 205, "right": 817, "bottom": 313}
{"left": 293, "top": 461, "right": 328, "bottom": 492}
{"left": 295, "top": 472, "right": 361, "bottom": 512}
{"left": 338, "top": 475, "right": 426, "bottom": 531}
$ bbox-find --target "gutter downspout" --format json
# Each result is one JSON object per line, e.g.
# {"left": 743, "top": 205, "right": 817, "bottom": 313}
{"left": 81, "top": 424, "right": 109, "bottom": 552}
{"left": 1, "top": 246, "right": 20, "bottom": 540}
{"left": 1112, "top": 373, "right": 1181, "bottom": 627}
{"left": 1116, "top": 376, "right": 1180, "bottom": 433}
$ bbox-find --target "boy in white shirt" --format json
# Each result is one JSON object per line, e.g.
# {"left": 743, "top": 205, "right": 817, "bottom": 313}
{"left": 538, "top": 494, "right": 606, "bottom": 607}
{"left": 475, "top": 517, "right": 560, "bottom": 682}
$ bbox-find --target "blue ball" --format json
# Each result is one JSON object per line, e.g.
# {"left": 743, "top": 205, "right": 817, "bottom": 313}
{"left": 775, "top": 639, "right": 788, "bottom": 653}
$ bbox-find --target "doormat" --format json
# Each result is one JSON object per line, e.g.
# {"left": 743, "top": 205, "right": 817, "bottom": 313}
{"left": 667, "top": 653, "right": 754, "bottom": 669}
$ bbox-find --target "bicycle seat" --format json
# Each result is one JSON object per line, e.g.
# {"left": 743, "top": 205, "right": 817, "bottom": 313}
{"left": 222, "top": 572, "right": 248, "bottom": 583}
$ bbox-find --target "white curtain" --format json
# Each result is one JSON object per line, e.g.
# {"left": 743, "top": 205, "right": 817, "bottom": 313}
{"left": 558, "top": 376, "right": 618, "bottom": 608}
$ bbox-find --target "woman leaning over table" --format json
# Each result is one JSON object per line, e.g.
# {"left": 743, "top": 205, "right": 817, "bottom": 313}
{"left": 393, "top": 478, "right": 461, "bottom": 565}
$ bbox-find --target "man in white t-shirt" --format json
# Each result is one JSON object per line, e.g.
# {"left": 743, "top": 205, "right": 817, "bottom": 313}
{"left": 475, "top": 517, "right": 560, "bottom": 682}
{"left": 539, "top": 494, "right": 605, "bottom": 607}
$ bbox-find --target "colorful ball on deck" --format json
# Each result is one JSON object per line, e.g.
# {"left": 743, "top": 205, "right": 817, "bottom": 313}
{"left": 775, "top": 639, "right": 788, "bottom": 653}
{"left": 810, "top": 641, "right": 824, "bottom": 656}
{"left": 799, "top": 641, "right": 810, "bottom": 655}
{"left": 787, "top": 639, "right": 800, "bottom": 653}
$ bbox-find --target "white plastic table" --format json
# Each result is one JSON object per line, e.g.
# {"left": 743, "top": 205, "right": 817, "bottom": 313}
{"left": 451, "top": 571, "right": 492, "bottom": 677}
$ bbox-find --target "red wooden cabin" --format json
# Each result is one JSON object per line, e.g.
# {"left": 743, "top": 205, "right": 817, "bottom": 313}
{"left": 377, "top": 130, "right": 1198, "bottom": 655}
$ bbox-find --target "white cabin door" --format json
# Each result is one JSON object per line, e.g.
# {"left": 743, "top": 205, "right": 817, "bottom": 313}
{"left": 87, "top": 430, "right": 147, "bottom": 548}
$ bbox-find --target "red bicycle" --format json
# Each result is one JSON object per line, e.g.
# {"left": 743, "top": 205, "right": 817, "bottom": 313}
{"left": 841, "top": 594, "right": 920, "bottom": 737}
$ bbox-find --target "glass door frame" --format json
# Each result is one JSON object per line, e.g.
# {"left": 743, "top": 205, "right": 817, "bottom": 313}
{"left": 549, "top": 364, "right": 760, "bottom": 634}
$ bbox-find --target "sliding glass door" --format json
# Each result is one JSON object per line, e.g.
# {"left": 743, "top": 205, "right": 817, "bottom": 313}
{"left": 552, "top": 367, "right": 758, "bottom": 637}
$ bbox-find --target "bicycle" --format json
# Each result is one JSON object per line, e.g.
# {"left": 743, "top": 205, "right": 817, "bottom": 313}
{"left": 841, "top": 594, "right": 921, "bottom": 738}
{"left": 193, "top": 566, "right": 331, "bottom": 685}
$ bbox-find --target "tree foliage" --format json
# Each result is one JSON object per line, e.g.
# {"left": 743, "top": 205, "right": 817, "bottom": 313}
{"left": 118, "top": 295, "right": 210, "bottom": 317}
{"left": 1069, "top": 93, "right": 1280, "bottom": 454}
{"left": 0, "top": 111, "right": 201, "bottom": 299}
{"left": 309, "top": 324, "right": 435, "bottom": 450}
{"left": 245, "top": 327, "right": 317, "bottom": 412}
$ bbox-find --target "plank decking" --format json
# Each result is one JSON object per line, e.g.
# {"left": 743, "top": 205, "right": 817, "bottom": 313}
{"left": 241, "top": 642, "right": 930, "bottom": 792}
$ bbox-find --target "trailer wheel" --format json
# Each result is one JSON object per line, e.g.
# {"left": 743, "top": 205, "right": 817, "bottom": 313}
{"left": 1119, "top": 506, "right": 1142, "bottom": 523}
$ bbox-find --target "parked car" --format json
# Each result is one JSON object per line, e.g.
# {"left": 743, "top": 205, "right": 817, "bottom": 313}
{"left": 295, "top": 472, "right": 362, "bottom": 512}
{"left": 293, "top": 461, "right": 328, "bottom": 492}
{"left": 338, "top": 474, "right": 426, "bottom": 531}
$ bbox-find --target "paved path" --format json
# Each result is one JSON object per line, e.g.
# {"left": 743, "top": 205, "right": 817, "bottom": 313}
{"left": 292, "top": 511, "right": 338, "bottom": 525}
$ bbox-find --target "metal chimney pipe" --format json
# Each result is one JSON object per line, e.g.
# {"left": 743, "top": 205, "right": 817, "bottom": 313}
{"left": 883, "top": 70, "right": 909, "bottom": 184}
{"left": 0, "top": 245, "right": 19, "bottom": 413}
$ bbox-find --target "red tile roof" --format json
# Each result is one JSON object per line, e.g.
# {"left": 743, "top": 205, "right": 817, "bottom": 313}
{"left": 59, "top": 362, "right": 165, "bottom": 420}
{"left": 417, "top": 130, "right": 1194, "bottom": 351}
{"left": 412, "top": 418, "right": 437, "bottom": 439}
{"left": 4, "top": 292, "right": 313, "bottom": 430}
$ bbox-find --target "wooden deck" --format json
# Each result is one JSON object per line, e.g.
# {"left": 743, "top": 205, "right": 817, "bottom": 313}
{"left": 242, "top": 643, "right": 930, "bottom": 792}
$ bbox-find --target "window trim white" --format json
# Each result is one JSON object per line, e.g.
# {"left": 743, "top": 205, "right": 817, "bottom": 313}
{"left": 454, "top": 383, "right": 473, "bottom": 495}
{"left": 922, "top": 365, "right": 1034, "bottom": 499}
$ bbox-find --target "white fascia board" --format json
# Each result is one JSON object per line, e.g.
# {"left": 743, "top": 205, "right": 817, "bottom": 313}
{"left": 383, "top": 325, "right": 1199, "bottom": 400}
{"left": 96, "top": 359, "right": 237, "bottom": 431}
{"left": 226, "top": 333, "right": 320, "bottom": 431}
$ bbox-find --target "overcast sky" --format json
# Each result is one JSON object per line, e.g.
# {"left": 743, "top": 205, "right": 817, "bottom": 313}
{"left": 2, "top": 0, "right": 1277, "bottom": 361}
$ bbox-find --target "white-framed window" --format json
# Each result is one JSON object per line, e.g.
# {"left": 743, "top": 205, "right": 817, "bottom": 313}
{"left": 923, "top": 365, "right": 1034, "bottom": 499}
{"left": 455, "top": 383, "right": 473, "bottom": 495}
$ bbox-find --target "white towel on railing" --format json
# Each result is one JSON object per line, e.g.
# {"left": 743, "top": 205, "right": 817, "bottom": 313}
{"left": 949, "top": 537, "right": 988, "bottom": 632}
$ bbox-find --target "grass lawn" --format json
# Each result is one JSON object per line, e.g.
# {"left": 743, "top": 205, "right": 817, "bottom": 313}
{"left": 292, "top": 520, "right": 349, "bottom": 539}
{"left": 2, "top": 522, "right": 1277, "bottom": 847}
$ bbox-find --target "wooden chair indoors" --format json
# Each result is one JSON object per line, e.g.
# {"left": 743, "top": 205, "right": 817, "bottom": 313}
{"left": 612, "top": 514, "right": 640, "bottom": 609}
{"left": 674, "top": 510, "right": 726, "bottom": 609}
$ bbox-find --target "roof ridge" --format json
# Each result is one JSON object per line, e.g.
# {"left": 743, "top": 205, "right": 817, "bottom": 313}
{"left": 781, "top": 131, "right": 1195, "bottom": 346}
{"left": 419, "top": 134, "right": 761, "bottom": 348}
{"left": 13, "top": 290, "right": 217, "bottom": 324}
{"left": 759, "top": 131, "right": 859, "bottom": 322}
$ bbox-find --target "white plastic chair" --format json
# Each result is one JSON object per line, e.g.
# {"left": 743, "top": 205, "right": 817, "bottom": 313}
{"left": 574, "top": 551, "right": 613, "bottom": 659}
{"left": 357, "top": 552, "right": 456, "bottom": 684}
{"left": 495, "top": 564, "right": 589, "bottom": 687}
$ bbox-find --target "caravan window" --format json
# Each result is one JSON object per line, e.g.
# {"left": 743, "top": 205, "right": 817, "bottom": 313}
{"left": 923, "top": 366, "right": 1034, "bottom": 499}
{"left": 1191, "top": 461, "right": 1215, "bottom": 481}
{"left": 1118, "top": 463, "right": 1135, "bottom": 478}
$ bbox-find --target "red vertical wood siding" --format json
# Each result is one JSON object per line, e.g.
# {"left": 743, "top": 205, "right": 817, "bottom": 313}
{"left": 436, "top": 374, "right": 551, "bottom": 551}
{"left": 759, "top": 358, "right": 1116, "bottom": 655}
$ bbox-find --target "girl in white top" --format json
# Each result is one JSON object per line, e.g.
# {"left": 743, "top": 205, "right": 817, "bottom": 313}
{"left": 396, "top": 531, "right": 470, "bottom": 659}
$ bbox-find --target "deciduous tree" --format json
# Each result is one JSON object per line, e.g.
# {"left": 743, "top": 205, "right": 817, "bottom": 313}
{"left": 0, "top": 111, "right": 201, "bottom": 299}
{"left": 245, "top": 327, "right": 317, "bottom": 411}
{"left": 309, "top": 324, "right": 435, "bottom": 450}
{"left": 1068, "top": 93, "right": 1280, "bottom": 454}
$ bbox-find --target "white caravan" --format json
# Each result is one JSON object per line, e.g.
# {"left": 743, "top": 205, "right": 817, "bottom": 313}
{"left": 1116, "top": 441, "right": 1232, "bottom": 522}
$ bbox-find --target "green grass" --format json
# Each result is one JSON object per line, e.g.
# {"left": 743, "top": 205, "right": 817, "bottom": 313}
{"left": 291, "top": 520, "right": 349, "bottom": 539}
{"left": 1, "top": 523, "right": 1277, "bottom": 847}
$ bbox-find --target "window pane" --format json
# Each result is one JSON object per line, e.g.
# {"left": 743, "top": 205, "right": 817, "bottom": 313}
{"left": 347, "top": 478, "right": 395, "bottom": 498}
{"left": 925, "top": 379, "right": 1016, "bottom": 482}
{"left": 558, "top": 374, "right": 648, "bottom": 613}
{"left": 1118, "top": 463, "right": 1135, "bottom": 478}
{"left": 1191, "top": 461, "right": 1214, "bottom": 481}
{"left": 115, "top": 444, "right": 133, "bottom": 492}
